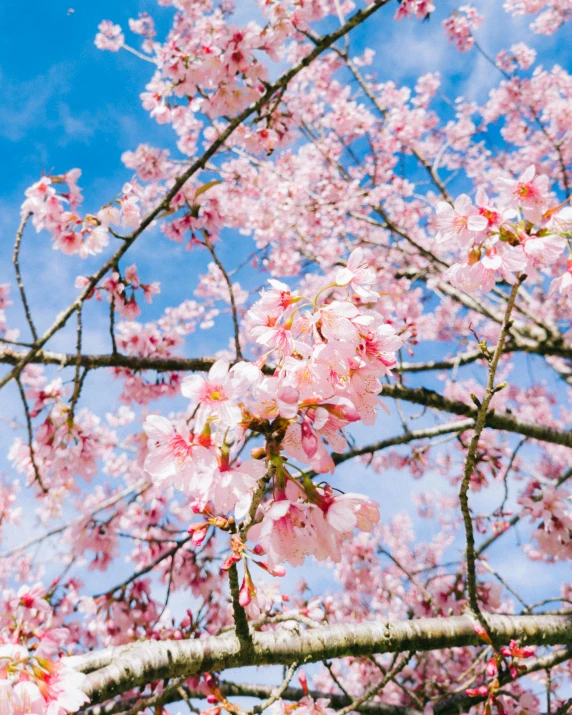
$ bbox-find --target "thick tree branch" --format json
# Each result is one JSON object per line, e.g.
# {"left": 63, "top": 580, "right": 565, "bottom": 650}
{"left": 398, "top": 350, "right": 483, "bottom": 373}
{"left": 82, "top": 645, "right": 572, "bottom": 715}
{"left": 0, "top": 345, "right": 485, "bottom": 376}
{"left": 0, "top": 341, "right": 567, "bottom": 386}
{"left": 69, "top": 614, "right": 572, "bottom": 705}
{"left": 221, "top": 682, "right": 415, "bottom": 715}
{"left": 0, "top": 345, "right": 219, "bottom": 372}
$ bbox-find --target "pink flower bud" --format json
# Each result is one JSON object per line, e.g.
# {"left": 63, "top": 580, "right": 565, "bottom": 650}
{"left": 301, "top": 420, "right": 318, "bottom": 459}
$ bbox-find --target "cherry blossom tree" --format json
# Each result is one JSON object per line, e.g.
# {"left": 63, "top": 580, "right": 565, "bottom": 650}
{"left": 2, "top": 0, "right": 572, "bottom": 713}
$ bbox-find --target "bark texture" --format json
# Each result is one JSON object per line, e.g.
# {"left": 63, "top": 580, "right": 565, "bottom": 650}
{"left": 69, "top": 613, "right": 572, "bottom": 705}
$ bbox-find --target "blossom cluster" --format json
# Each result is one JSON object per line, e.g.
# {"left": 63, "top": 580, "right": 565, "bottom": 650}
{"left": 504, "top": 0, "right": 572, "bottom": 35}
{"left": 21, "top": 171, "right": 151, "bottom": 258}
{"left": 94, "top": 20, "right": 124, "bottom": 51}
{"left": 9, "top": 365, "right": 113, "bottom": 494}
{"left": 75, "top": 263, "right": 160, "bottom": 320}
{"left": 21, "top": 172, "right": 109, "bottom": 258}
{"left": 0, "top": 584, "right": 87, "bottom": 714}
{"left": 520, "top": 482, "right": 572, "bottom": 560}
{"left": 143, "top": 249, "right": 402, "bottom": 595}
{"left": 93, "top": 0, "right": 438, "bottom": 163}
{"left": 442, "top": 5, "right": 484, "bottom": 52}
{"left": 495, "top": 42, "right": 537, "bottom": 72}
{"left": 434, "top": 165, "right": 571, "bottom": 293}
{"left": 394, "top": 0, "right": 435, "bottom": 20}
{"left": 0, "top": 284, "right": 17, "bottom": 343}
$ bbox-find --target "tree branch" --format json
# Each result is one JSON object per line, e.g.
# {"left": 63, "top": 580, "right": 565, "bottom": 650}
{"left": 84, "top": 680, "right": 418, "bottom": 715}
{"left": 204, "top": 236, "right": 243, "bottom": 361}
{"left": 228, "top": 561, "right": 253, "bottom": 646}
{"left": 337, "top": 652, "right": 412, "bottom": 715}
{"left": 92, "top": 535, "right": 192, "bottom": 598}
{"left": 0, "top": 345, "right": 484, "bottom": 375}
{"left": 331, "top": 419, "right": 475, "bottom": 467}
{"left": 0, "top": 345, "right": 219, "bottom": 373}
{"left": 434, "top": 646, "right": 572, "bottom": 715}
{"left": 459, "top": 280, "right": 520, "bottom": 625}
{"left": 250, "top": 661, "right": 298, "bottom": 714}
{"left": 12, "top": 212, "right": 38, "bottom": 342}
{"left": 0, "top": 479, "right": 149, "bottom": 558}
{"left": 15, "top": 375, "right": 47, "bottom": 493}
{"left": 69, "top": 613, "right": 572, "bottom": 705}
{"left": 379, "top": 384, "right": 572, "bottom": 449}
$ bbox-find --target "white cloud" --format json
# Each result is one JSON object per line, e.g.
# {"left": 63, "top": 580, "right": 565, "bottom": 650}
{"left": 0, "top": 63, "right": 74, "bottom": 142}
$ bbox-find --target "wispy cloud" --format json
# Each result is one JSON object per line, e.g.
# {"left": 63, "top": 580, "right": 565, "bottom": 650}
{"left": 0, "top": 63, "right": 74, "bottom": 142}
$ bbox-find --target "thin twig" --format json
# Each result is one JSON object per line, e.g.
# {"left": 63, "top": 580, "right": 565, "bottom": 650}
{"left": 13, "top": 212, "right": 38, "bottom": 341}
{"left": 337, "top": 652, "right": 413, "bottom": 715}
{"left": 204, "top": 235, "right": 243, "bottom": 361}
{"left": 458, "top": 280, "right": 521, "bottom": 632}
{"left": 250, "top": 662, "right": 298, "bottom": 714}
{"left": 324, "top": 661, "right": 351, "bottom": 698}
{"left": 15, "top": 375, "right": 47, "bottom": 493}
{"left": 338, "top": 53, "right": 452, "bottom": 203}
{"left": 109, "top": 295, "right": 118, "bottom": 354}
{"left": 93, "top": 535, "right": 192, "bottom": 598}
{"left": 68, "top": 306, "right": 85, "bottom": 426}
{"left": 0, "top": 480, "right": 150, "bottom": 558}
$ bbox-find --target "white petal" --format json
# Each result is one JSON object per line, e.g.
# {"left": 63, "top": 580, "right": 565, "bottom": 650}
{"left": 143, "top": 414, "right": 174, "bottom": 440}
{"left": 335, "top": 267, "right": 354, "bottom": 286}
{"left": 181, "top": 374, "right": 204, "bottom": 399}
{"left": 209, "top": 358, "right": 230, "bottom": 381}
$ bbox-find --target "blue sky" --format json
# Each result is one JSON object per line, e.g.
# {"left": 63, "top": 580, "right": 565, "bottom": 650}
{"left": 1, "top": 2, "right": 571, "bottom": 706}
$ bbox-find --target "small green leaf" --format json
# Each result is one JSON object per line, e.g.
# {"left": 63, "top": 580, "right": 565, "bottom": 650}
{"left": 195, "top": 180, "right": 222, "bottom": 199}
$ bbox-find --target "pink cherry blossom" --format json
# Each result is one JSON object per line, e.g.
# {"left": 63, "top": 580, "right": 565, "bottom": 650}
{"left": 181, "top": 359, "right": 247, "bottom": 430}
{"left": 523, "top": 233, "right": 566, "bottom": 265}
{"left": 95, "top": 20, "right": 124, "bottom": 51}
{"left": 314, "top": 301, "right": 361, "bottom": 341}
{"left": 335, "top": 248, "right": 378, "bottom": 300}
{"left": 249, "top": 498, "right": 337, "bottom": 568}
{"left": 549, "top": 258, "right": 572, "bottom": 295}
{"left": 143, "top": 415, "right": 216, "bottom": 492}
{"left": 259, "top": 279, "right": 299, "bottom": 310}
{"left": 442, "top": 5, "right": 484, "bottom": 52}
{"left": 323, "top": 493, "right": 380, "bottom": 534}
{"left": 196, "top": 458, "right": 267, "bottom": 518}
{"left": 435, "top": 195, "right": 488, "bottom": 247}
{"left": 497, "top": 165, "right": 551, "bottom": 223}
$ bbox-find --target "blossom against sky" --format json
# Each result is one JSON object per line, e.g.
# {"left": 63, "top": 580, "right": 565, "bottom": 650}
{"left": 2, "top": 2, "right": 572, "bottom": 711}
